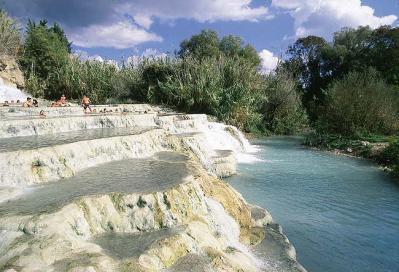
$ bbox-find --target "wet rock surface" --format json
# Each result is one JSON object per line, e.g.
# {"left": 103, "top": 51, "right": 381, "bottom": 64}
{"left": 0, "top": 105, "right": 305, "bottom": 272}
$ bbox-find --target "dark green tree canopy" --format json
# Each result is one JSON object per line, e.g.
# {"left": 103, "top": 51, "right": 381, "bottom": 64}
{"left": 285, "top": 25, "right": 399, "bottom": 121}
{"left": 20, "top": 20, "right": 71, "bottom": 98}
{"left": 178, "top": 30, "right": 220, "bottom": 59}
{"left": 179, "top": 29, "right": 260, "bottom": 67}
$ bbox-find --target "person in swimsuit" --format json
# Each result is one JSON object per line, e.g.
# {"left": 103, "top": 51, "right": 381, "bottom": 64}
{"left": 81, "top": 95, "right": 92, "bottom": 113}
{"left": 59, "top": 94, "right": 68, "bottom": 106}
{"left": 23, "top": 97, "right": 32, "bottom": 107}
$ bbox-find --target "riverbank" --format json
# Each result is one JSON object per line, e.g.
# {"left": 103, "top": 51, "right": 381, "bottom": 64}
{"left": 303, "top": 132, "right": 399, "bottom": 179}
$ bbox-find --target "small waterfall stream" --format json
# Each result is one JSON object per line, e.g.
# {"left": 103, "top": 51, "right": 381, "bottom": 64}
{"left": 205, "top": 197, "right": 264, "bottom": 269}
{"left": 0, "top": 78, "right": 27, "bottom": 102}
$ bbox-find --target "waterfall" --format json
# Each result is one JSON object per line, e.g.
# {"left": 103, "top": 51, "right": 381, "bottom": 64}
{"left": 201, "top": 122, "right": 261, "bottom": 164}
{"left": 205, "top": 197, "right": 264, "bottom": 268}
{"left": 0, "top": 78, "right": 27, "bottom": 102}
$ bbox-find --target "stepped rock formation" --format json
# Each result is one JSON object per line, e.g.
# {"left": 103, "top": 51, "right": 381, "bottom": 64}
{"left": 0, "top": 104, "right": 306, "bottom": 272}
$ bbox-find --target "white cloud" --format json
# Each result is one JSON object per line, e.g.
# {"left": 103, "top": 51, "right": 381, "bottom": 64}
{"left": 120, "top": 0, "right": 271, "bottom": 25}
{"left": 127, "top": 48, "right": 169, "bottom": 67}
{"left": 272, "top": 0, "right": 397, "bottom": 38}
{"left": 73, "top": 50, "right": 103, "bottom": 62}
{"left": 69, "top": 0, "right": 271, "bottom": 49}
{"left": 259, "top": 49, "right": 279, "bottom": 74}
{"left": 73, "top": 50, "right": 119, "bottom": 68}
{"left": 69, "top": 21, "right": 162, "bottom": 49}
{"left": 133, "top": 14, "right": 153, "bottom": 29}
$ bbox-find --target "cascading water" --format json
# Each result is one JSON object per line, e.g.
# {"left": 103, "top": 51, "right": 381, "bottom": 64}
{"left": 201, "top": 122, "right": 261, "bottom": 164}
{"left": 0, "top": 78, "right": 27, "bottom": 102}
{"left": 205, "top": 197, "right": 264, "bottom": 269}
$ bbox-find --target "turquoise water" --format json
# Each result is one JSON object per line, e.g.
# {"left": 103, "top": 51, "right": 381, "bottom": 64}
{"left": 227, "top": 137, "right": 399, "bottom": 272}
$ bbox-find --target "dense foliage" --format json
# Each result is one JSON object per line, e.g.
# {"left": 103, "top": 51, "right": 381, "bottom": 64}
{"left": 260, "top": 68, "right": 308, "bottom": 134}
{"left": 179, "top": 30, "right": 261, "bottom": 67}
{"left": 153, "top": 56, "right": 264, "bottom": 131}
{"left": 286, "top": 26, "right": 399, "bottom": 124}
{"left": 316, "top": 69, "right": 399, "bottom": 136}
{"left": 21, "top": 20, "right": 70, "bottom": 98}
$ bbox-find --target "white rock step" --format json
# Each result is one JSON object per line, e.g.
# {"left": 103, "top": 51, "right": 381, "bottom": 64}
{"left": 0, "top": 126, "right": 156, "bottom": 153}
{"left": 0, "top": 128, "right": 172, "bottom": 186}
{"left": 0, "top": 113, "right": 157, "bottom": 138}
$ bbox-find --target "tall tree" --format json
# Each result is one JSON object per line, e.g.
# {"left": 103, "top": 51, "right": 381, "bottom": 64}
{"left": 286, "top": 36, "right": 328, "bottom": 119}
{"left": 179, "top": 30, "right": 260, "bottom": 67}
{"left": 20, "top": 20, "right": 70, "bottom": 98}
{"left": 178, "top": 29, "right": 220, "bottom": 59}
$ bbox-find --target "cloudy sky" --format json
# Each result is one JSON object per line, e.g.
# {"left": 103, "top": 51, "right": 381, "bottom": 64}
{"left": 3, "top": 0, "right": 398, "bottom": 72}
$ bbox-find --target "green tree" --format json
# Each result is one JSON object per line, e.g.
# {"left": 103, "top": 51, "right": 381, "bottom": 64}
{"left": 317, "top": 68, "right": 399, "bottom": 136}
{"left": 179, "top": 30, "right": 260, "bottom": 67}
{"left": 367, "top": 26, "right": 399, "bottom": 87}
{"left": 20, "top": 20, "right": 70, "bottom": 98}
{"left": 286, "top": 36, "right": 328, "bottom": 120}
{"left": 51, "top": 22, "right": 72, "bottom": 53}
{"left": 260, "top": 67, "right": 308, "bottom": 134}
{"left": 220, "top": 35, "right": 260, "bottom": 67}
{"left": 178, "top": 29, "right": 220, "bottom": 59}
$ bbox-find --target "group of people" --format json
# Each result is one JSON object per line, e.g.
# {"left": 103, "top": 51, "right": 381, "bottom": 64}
{"left": 22, "top": 97, "right": 38, "bottom": 107}
{"left": 1, "top": 98, "right": 38, "bottom": 107}
{"left": 2, "top": 94, "right": 96, "bottom": 116}
{"left": 50, "top": 94, "right": 91, "bottom": 113}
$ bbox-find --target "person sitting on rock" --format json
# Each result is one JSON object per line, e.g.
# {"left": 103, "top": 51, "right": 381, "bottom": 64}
{"left": 33, "top": 99, "right": 39, "bottom": 107}
{"left": 81, "top": 95, "right": 92, "bottom": 113}
{"left": 23, "top": 97, "right": 32, "bottom": 107}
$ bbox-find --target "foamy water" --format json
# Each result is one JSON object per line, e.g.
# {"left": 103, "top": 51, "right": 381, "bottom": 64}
{"left": 205, "top": 197, "right": 265, "bottom": 269}
{"left": 0, "top": 78, "right": 27, "bottom": 102}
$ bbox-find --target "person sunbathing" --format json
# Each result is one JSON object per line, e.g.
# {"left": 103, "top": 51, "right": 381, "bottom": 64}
{"left": 59, "top": 94, "right": 68, "bottom": 107}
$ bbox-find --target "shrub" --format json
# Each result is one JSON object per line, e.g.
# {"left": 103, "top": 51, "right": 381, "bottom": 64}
{"left": 260, "top": 68, "right": 308, "bottom": 134}
{"left": 317, "top": 68, "right": 399, "bottom": 136}
{"left": 47, "top": 57, "right": 120, "bottom": 103}
{"left": 154, "top": 56, "right": 264, "bottom": 131}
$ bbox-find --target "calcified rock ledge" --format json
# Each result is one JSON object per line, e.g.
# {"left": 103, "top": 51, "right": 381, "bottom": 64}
{"left": 0, "top": 105, "right": 306, "bottom": 272}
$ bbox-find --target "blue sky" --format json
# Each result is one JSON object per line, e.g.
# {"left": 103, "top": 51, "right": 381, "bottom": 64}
{"left": 3, "top": 0, "right": 398, "bottom": 72}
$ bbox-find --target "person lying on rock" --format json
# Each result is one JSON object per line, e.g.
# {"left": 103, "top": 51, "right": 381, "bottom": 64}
{"left": 23, "top": 97, "right": 33, "bottom": 107}
{"left": 81, "top": 95, "right": 92, "bottom": 113}
{"left": 50, "top": 94, "right": 68, "bottom": 107}
{"left": 59, "top": 94, "right": 68, "bottom": 107}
